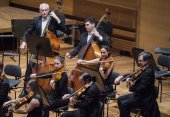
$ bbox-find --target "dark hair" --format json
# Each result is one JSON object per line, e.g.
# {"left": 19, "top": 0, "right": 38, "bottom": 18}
{"left": 138, "top": 51, "right": 151, "bottom": 62}
{"left": 0, "top": 61, "right": 3, "bottom": 70}
{"left": 84, "top": 17, "right": 96, "bottom": 24}
{"left": 27, "top": 79, "right": 40, "bottom": 95}
{"left": 81, "top": 72, "right": 91, "bottom": 83}
{"left": 101, "top": 45, "right": 110, "bottom": 52}
{"left": 54, "top": 56, "right": 65, "bottom": 64}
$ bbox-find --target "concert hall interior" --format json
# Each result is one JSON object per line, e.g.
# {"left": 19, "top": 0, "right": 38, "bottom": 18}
{"left": 0, "top": 0, "right": 170, "bottom": 117}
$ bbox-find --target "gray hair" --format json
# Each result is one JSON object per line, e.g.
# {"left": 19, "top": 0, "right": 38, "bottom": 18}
{"left": 39, "top": 3, "right": 49, "bottom": 10}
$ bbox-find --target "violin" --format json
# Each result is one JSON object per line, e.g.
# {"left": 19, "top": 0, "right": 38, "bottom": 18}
{"left": 53, "top": 66, "right": 65, "bottom": 81}
{"left": 120, "top": 65, "right": 148, "bottom": 90}
{"left": 74, "top": 83, "right": 91, "bottom": 98}
{"left": 15, "top": 92, "right": 34, "bottom": 109}
{"left": 130, "top": 66, "right": 147, "bottom": 82}
{"left": 68, "top": 82, "right": 92, "bottom": 108}
{"left": 3, "top": 92, "right": 34, "bottom": 110}
{"left": 66, "top": 82, "right": 92, "bottom": 100}
{"left": 99, "top": 56, "right": 114, "bottom": 70}
{"left": 120, "top": 65, "right": 148, "bottom": 82}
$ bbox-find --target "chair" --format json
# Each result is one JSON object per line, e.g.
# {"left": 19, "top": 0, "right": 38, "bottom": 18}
{"left": 155, "top": 54, "right": 170, "bottom": 102}
{"left": 4, "top": 64, "right": 22, "bottom": 99}
{"left": 104, "top": 90, "right": 117, "bottom": 117}
{"left": 154, "top": 48, "right": 170, "bottom": 56}
{"left": 132, "top": 48, "right": 144, "bottom": 71}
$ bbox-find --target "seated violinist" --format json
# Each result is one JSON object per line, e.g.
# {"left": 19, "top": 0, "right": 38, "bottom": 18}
{"left": 30, "top": 56, "right": 69, "bottom": 117}
{"left": 61, "top": 72, "right": 101, "bottom": 117}
{"left": 116, "top": 51, "right": 160, "bottom": 117}
{"left": 4, "top": 79, "right": 43, "bottom": 117}
{"left": 77, "top": 46, "right": 122, "bottom": 101}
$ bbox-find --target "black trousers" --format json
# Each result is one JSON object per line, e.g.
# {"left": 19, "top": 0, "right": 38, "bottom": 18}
{"left": 61, "top": 109, "right": 80, "bottom": 117}
{"left": 43, "top": 98, "right": 68, "bottom": 117}
{"left": 117, "top": 93, "right": 140, "bottom": 117}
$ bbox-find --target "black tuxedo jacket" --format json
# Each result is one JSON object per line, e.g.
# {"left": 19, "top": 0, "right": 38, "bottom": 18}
{"left": 0, "top": 76, "right": 10, "bottom": 107}
{"left": 75, "top": 82, "right": 100, "bottom": 117}
{"left": 23, "top": 13, "right": 68, "bottom": 42}
{"left": 131, "top": 64, "right": 155, "bottom": 98}
{"left": 69, "top": 31, "right": 107, "bottom": 57}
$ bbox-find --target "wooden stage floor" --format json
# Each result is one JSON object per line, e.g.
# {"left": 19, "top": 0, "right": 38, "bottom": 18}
{"left": 0, "top": 48, "right": 170, "bottom": 117}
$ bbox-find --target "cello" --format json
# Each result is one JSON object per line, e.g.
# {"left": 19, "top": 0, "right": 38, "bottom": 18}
{"left": 68, "top": 8, "right": 111, "bottom": 91}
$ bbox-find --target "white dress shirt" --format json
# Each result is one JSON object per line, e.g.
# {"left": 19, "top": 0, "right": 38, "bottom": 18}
{"left": 41, "top": 16, "right": 50, "bottom": 37}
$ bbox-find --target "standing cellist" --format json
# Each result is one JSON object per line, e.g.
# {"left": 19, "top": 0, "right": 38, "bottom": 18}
{"left": 19, "top": 2, "right": 69, "bottom": 98}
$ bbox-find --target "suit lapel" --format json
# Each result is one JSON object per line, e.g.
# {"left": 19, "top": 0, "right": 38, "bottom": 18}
{"left": 37, "top": 16, "right": 42, "bottom": 35}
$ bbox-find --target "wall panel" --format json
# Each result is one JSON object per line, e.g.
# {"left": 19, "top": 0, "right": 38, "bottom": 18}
{"left": 139, "top": 0, "right": 170, "bottom": 58}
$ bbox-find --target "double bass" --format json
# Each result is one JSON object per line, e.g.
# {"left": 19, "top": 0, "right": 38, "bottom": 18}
{"left": 32, "top": 1, "right": 64, "bottom": 94}
{"left": 68, "top": 8, "right": 111, "bottom": 91}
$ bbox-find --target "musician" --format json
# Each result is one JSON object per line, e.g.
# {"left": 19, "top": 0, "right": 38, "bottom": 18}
{"left": 61, "top": 72, "right": 101, "bottom": 117}
{"left": 117, "top": 51, "right": 160, "bottom": 117}
{"left": 20, "top": 2, "right": 69, "bottom": 49}
{"left": 6, "top": 79, "right": 43, "bottom": 117}
{"left": 0, "top": 61, "right": 10, "bottom": 117}
{"left": 66, "top": 17, "right": 107, "bottom": 59}
{"left": 30, "top": 56, "right": 69, "bottom": 117}
{"left": 77, "top": 46, "right": 121, "bottom": 101}
{"left": 19, "top": 2, "right": 69, "bottom": 97}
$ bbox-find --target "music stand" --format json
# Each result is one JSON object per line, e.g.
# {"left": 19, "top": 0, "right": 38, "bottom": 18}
{"left": 27, "top": 35, "right": 54, "bottom": 71}
{"left": 12, "top": 19, "right": 33, "bottom": 65}
{"left": 80, "top": 66, "right": 105, "bottom": 92}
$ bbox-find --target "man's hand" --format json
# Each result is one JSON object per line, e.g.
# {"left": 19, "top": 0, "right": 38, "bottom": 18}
{"left": 77, "top": 59, "right": 83, "bottom": 65}
{"left": 126, "top": 80, "right": 134, "bottom": 88}
{"left": 20, "top": 42, "right": 27, "bottom": 49}
{"left": 65, "top": 52, "right": 72, "bottom": 59}
{"left": 30, "top": 74, "right": 37, "bottom": 79}
{"left": 62, "top": 94, "right": 70, "bottom": 100}
{"left": 91, "top": 28, "right": 102, "bottom": 40}
{"left": 50, "top": 11, "right": 61, "bottom": 24}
